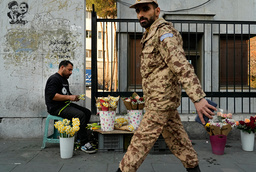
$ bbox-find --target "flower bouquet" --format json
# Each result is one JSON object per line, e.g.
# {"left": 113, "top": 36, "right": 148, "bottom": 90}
{"left": 54, "top": 118, "right": 80, "bottom": 138}
{"left": 204, "top": 110, "right": 236, "bottom": 155}
{"left": 121, "top": 93, "right": 144, "bottom": 131}
{"left": 205, "top": 110, "right": 236, "bottom": 136}
{"left": 235, "top": 116, "right": 256, "bottom": 151}
{"left": 54, "top": 118, "right": 80, "bottom": 159}
{"left": 95, "top": 95, "right": 120, "bottom": 111}
{"left": 95, "top": 95, "right": 119, "bottom": 131}
{"left": 114, "top": 116, "right": 129, "bottom": 128}
{"left": 122, "top": 92, "right": 145, "bottom": 110}
{"left": 78, "top": 94, "right": 85, "bottom": 100}
{"left": 114, "top": 115, "right": 135, "bottom": 132}
{"left": 86, "top": 123, "right": 101, "bottom": 131}
{"left": 236, "top": 116, "right": 256, "bottom": 151}
{"left": 236, "top": 116, "right": 256, "bottom": 134}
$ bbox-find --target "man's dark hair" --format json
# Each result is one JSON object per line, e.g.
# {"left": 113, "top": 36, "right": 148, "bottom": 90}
{"left": 59, "top": 60, "right": 73, "bottom": 69}
{"left": 8, "top": 1, "right": 18, "bottom": 9}
{"left": 152, "top": 2, "right": 158, "bottom": 9}
{"left": 20, "top": 2, "right": 29, "bottom": 8}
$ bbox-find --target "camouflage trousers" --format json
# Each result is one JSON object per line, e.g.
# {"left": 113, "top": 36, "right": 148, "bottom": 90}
{"left": 119, "top": 109, "right": 199, "bottom": 172}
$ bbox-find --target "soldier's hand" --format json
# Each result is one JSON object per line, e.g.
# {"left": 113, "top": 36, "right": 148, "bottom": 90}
{"left": 194, "top": 98, "right": 217, "bottom": 125}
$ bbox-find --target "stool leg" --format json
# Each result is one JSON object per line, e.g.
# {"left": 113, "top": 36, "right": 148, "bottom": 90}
{"left": 52, "top": 120, "right": 60, "bottom": 139}
{"left": 41, "top": 117, "right": 50, "bottom": 149}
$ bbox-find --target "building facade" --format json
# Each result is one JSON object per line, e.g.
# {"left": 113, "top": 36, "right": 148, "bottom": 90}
{"left": 1, "top": 0, "right": 256, "bottom": 138}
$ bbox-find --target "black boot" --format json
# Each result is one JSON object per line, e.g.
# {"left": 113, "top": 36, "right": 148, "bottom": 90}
{"left": 186, "top": 165, "right": 201, "bottom": 172}
{"left": 116, "top": 168, "right": 122, "bottom": 172}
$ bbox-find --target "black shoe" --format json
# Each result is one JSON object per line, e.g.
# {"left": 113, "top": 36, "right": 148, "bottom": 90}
{"left": 116, "top": 168, "right": 122, "bottom": 172}
{"left": 186, "top": 165, "right": 201, "bottom": 172}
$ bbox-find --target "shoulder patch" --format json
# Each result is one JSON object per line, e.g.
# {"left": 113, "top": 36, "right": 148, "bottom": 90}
{"left": 160, "top": 33, "right": 173, "bottom": 41}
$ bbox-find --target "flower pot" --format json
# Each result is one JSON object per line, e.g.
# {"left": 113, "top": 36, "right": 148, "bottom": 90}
{"left": 99, "top": 111, "right": 116, "bottom": 131}
{"left": 240, "top": 130, "right": 255, "bottom": 151}
{"left": 127, "top": 110, "right": 143, "bottom": 131}
{"left": 59, "top": 137, "right": 75, "bottom": 159}
{"left": 209, "top": 135, "right": 227, "bottom": 155}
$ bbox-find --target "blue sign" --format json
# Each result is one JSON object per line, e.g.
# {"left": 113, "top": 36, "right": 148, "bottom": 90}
{"left": 86, "top": 69, "right": 91, "bottom": 86}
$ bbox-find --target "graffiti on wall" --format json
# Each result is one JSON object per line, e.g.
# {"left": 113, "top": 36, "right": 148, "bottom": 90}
{"left": 42, "top": 0, "right": 83, "bottom": 19}
{"left": 5, "top": 29, "right": 39, "bottom": 53}
{"left": 39, "top": 17, "right": 81, "bottom": 60}
{"left": 3, "top": 1, "right": 82, "bottom": 68}
{"left": 7, "top": 1, "right": 29, "bottom": 25}
{"left": 1, "top": 0, "right": 84, "bottom": 116}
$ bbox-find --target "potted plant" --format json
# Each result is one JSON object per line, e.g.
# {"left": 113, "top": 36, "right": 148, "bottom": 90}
{"left": 122, "top": 92, "right": 144, "bottom": 130}
{"left": 204, "top": 110, "right": 236, "bottom": 155}
{"left": 236, "top": 116, "right": 256, "bottom": 151}
{"left": 54, "top": 118, "right": 80, "bottom": 159}
{"left": 95, "top": 95, "right": 119, "bottom": 131}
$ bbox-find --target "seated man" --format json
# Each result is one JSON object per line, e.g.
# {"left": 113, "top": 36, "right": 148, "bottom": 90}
{"left": 45, "top": 60, "right": 96, "bottom": 154}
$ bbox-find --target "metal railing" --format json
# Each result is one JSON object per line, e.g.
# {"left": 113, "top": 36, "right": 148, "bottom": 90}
{"left": 91, "top": 9, "right": 256, "bottom": 115}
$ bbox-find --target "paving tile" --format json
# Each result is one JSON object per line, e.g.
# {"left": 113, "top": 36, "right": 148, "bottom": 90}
{"left": 0, "top": 139, "right": 255, "bottom": 172}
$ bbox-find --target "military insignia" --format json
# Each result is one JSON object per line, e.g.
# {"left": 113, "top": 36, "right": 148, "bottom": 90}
{"left": 160, "top": 33, "right": 173, "bottom": 41}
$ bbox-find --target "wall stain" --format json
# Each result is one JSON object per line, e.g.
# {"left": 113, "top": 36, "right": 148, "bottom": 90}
{"left": 5, "top": 29, "right": 40, "bottom": 53}
{"left": 43, "top": 0, "right": 82, "bottom": 13}
{"left": 3, "top": 11, "right": 82, "bottom": 69}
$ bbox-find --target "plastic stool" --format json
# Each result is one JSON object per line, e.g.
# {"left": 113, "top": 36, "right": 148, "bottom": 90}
{"left": 41, "top": 114, "right": 63, "bottom": 149}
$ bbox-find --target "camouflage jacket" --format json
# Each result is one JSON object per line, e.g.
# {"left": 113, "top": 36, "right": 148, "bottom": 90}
{"left": 140, "top": 18, "right": 206, "bottom": 111}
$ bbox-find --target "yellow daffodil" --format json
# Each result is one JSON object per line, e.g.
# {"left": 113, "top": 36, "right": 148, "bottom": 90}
{"left": 54, "top": 118, "right": 80, "bottom": 138}
{"left": 205, "top": 123, "right": 210, "bottom": 127}
{"left": 78, "top": 94, "right": 85, "bottom": 100}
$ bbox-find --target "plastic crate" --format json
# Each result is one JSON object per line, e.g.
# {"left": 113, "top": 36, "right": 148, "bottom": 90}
{"left": 150, "top": 135, "right": 171, "bottom": 154}
{"left": 98, "top": 133, "right": 124, "bottom": 152}
{"left": 124, "top": 134, "right": 133, "bottom": 150}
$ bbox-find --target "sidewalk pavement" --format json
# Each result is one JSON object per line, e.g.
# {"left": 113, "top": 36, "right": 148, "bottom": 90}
{"left": 0, "top": 138, "right": 255, "bottom": 172}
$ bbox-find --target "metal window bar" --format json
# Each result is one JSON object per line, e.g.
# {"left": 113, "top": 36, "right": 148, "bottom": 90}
{"left": 91, "top": 9, "right": 256, "bottom": 115}
{"left": 233, "top": 24, "right": 236, "bottom": 113}
{"left": 241, "top": 24, "right": 244, "bottom": 113}
{"left": 248, "top": 25, "right": 251, "bottom": 113}
{"left": 225, "top": 24, "right": 229, "bottom": 109}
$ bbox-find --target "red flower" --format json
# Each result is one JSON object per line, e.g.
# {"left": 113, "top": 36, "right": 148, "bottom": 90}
{"left": 100, "top": 99, "right": 105, "bottom": 103}
{"left": 239, "top": 121, "right": 245, "bottom": 125}
{"left": 237, "top": 116, "right": 256, "bottom": 134}
{"left": 131, "top": 99, "right": 137, "bottom": 103}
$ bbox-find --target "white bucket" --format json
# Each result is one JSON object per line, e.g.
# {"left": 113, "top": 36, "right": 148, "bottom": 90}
{"left": 127, "top": 110, "right": 143, "bottom": 131}
{"left": 59, "top": 137, "right": 75, "bottom": 159}
{"left": 99, "top": 111, "right": 116, "bottom": 131}
{"left": 241, "top": 130, "right": 255, "bottom": 151}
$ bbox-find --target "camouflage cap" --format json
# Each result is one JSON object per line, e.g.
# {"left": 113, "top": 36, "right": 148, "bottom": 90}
{"left": 130, "top": 0, "right": 158, "bottom": 8}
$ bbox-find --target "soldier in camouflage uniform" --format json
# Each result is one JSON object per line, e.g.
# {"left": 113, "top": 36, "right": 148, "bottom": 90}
{"left": 117, "top": 1, "right": 217, "bottom": 172}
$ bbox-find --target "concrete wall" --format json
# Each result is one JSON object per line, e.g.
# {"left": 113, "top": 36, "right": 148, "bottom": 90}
{"left": 0, "top": 0, "right": 85, "bottom": 138}
{"left": 117, "top": 0, "right": 256, "bottom": 21}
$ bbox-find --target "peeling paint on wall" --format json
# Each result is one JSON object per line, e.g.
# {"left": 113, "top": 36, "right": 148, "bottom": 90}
{"left": 0, "top": 0, "right": 85, "bottom": 121}
{"left": 5, "top": 29, "right": 40, "bottom": 53}
{"left": 43, "top": 0, "right": 83, "bottom": 14}
{"left": 3, "top": 11, "right": 82, "bottom": 69}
